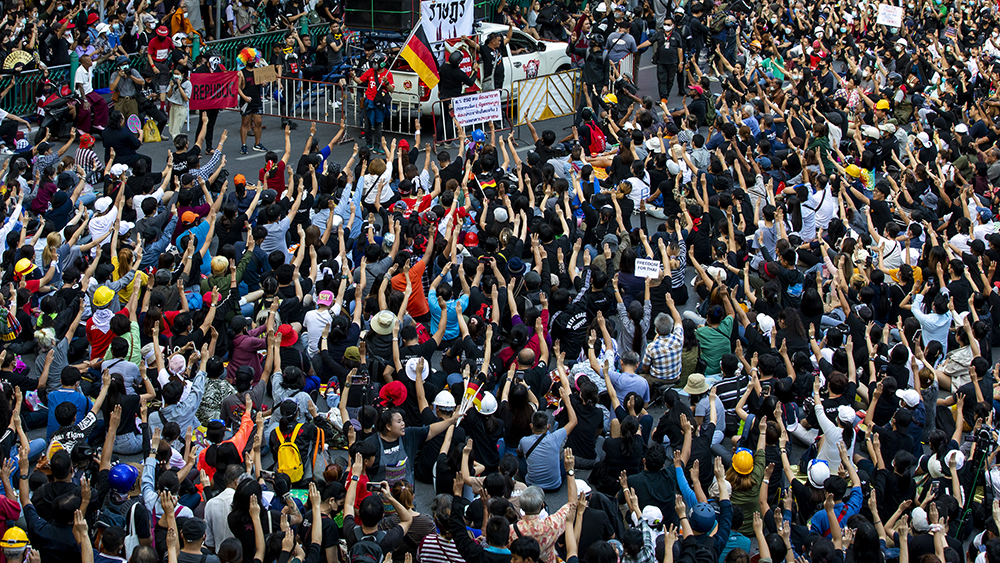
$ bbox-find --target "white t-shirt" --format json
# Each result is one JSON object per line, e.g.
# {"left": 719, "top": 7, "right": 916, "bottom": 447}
{"left": 133, "top": 189, "right": 164, "bottom": 221}
{"left": 75, "top": 66, "right": 95, "bottom": 95}
{"left": 303, "top": 308, "right": 333, "bottom": 357}
{"left": 0, "top": 108, "right": 9, "bottom": 123}
{"left": 89, "top": 208, "right": 119, "bottom": 254}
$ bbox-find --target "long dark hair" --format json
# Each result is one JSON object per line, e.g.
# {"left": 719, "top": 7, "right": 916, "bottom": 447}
{"left": 102, "top": 373, "right": 128, "bottom": 420}
{"left": 619, "top": 416, "right": 639, "bottom": 457}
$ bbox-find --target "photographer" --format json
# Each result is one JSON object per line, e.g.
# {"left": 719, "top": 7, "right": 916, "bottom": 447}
{"left": 110, "top": 56, "right": 147, "bottom": 121}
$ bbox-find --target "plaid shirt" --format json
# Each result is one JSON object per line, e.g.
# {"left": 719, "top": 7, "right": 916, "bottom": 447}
{"left": 623, "top": 520, "right": 657, "bottom": 563}
{"left": 190, "top": 150, "right": 223, "bottom": 183}
{"left": 640, "top": 323, "right": 684, "bottom": 382}
{"left": 511, "top": 502, "right": 576, "bottom": 563}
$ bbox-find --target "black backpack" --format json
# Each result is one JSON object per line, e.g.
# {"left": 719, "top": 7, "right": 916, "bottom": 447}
{"left": 350, "top": 528, "right": 387, "bottom": 563}
{"left": 97, "top": 496, "right": 141, "bottom": 531}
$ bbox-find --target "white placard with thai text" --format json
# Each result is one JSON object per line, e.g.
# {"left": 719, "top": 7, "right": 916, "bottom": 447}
{"left": 452, "top": 90, "right": 502, "bottom": 126}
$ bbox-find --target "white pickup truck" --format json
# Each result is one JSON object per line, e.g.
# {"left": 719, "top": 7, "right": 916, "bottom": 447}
{"left": 391, "top": 22, "right": 574, "bottom": 115}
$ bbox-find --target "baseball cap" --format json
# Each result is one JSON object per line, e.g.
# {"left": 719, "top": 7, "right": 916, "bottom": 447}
{"left": 234, "top": 173, "right": 246, "bottom": 185}
{"left": 181, "top": 518, "right": 207, "bottom": 541}
{"left": 896, "top": 389, "right": 920, "bottom": 408}
{"left": 317, "top": 290, "right": 334, "bottom": 307}
{"left": 181, "top": 211, "right": 199, "bottom": 223}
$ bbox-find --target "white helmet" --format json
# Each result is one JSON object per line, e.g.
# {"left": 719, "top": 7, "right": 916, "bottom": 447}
{"left": 478, "top": 391, "right": 498, "bottom": 415}
{"left": 433, "top": 390, "right": 456, "bottom": 410}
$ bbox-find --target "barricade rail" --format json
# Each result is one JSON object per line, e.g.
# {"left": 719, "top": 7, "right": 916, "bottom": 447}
{"left": 431, "top": 89, "right": 512, "bottom": 143}
{"left": 3, "top": 22, "right": 337, "bottom": 117}
{"left": 340, "top": 84, "right": 421, "bottom": 137}
{"left": 510, "top": 69, "right": 581, "bottom": 127}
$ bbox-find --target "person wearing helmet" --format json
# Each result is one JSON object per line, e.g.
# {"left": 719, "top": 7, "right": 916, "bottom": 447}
{"left": 110, "top": 55, "right": 147, "bottom": 120}
{"left": 437, "top": 49, "right": 478, "bottom": 144}
{"left": 349, "top": 52, "right": 394, "bottom": 152}
{"left": 724, "top": 414, "right": 769, "bottom": 535}
{"left": 0, "top": 528, "right": 29, "bottom": 563}
{"left": 462, "top": 24, "right": 514, "bottom": 92}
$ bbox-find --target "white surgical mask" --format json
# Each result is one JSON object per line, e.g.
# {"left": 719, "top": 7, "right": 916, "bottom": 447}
{"left": 770, "top": 17, "right": 777, "bottom": 23}
{"left": 664, "top": 23, "right": 673, "bottom": 30}
{"left": 173, "top": 74, "right": 182, "bottom": 80}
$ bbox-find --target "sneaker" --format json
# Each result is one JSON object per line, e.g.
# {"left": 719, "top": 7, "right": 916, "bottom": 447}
{"left": 253, "top": 143, "right": 268, "bottom": 152}
{"left": 0, "top": 147, "right": 12, "bottom": 156}
{"left": 329, "top": 100, "right": 342, "bottom": 109}
{"left": 240, "top": 145, "right": 249, "bottom": 155}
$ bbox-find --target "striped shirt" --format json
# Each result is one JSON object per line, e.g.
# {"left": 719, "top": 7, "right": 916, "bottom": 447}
{"left": 75, "top": 147, "right": 103, "bottom": 184}
{"left": 417, "top": 534, "right": 467, "bottom": 563}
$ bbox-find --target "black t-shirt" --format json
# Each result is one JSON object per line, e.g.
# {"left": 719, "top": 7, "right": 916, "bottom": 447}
{"left": 602, "top": 435, "right": 645, "bottom": 476}
{"left": 869, "top": 199, "right": 892, "bottom": 233}
{"left": 173, "top": 146, "right": 202, "bottom": 175}
{"left": 415, "top": 407, "right": 466, "bottom": 484}
{"left": 460, "top": 409, "right": 503, "bottom": 470}
{"left": 555, "top": 395, "right": 603, "bottom": 460}
{"left": 229, "top": 510, "right": 283, "bottom": 563}
{"left": 215, "top": 213, "right": 249, "bottom": 249}
{"left": 276, "top": 280, "right": 313, "bottom": 324}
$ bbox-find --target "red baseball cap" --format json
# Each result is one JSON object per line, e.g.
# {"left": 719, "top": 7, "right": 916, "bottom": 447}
{"left": 59, "top": 19, "right": 75, "bottom": 29}
{"left": 399, "top": 139, "right": 410, "bottom": 151}
{"left": 379, "top": 381, "right": 408, "bottom": 406}
{"left": 87, "top": 13, "right": 99, "bottom": 25}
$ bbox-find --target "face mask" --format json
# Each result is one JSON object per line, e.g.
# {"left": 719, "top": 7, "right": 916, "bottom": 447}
{"left": 840, "top": 26, "right": 847, "bottom": 32}
{"left": 112, "top": 23, "right": 121, "bottom": 32}
{"left": 56, "top": 5, "right": 63, "bottom": 10}
{"left": 173, "top": 75, "right": 182, "bottom": 80}
{"left": 664, "top": 23, "right": 673, "bottom": 30}
{"left": 908, "top": 3, "right": 914, "bottom": 7}
{"left": 770, "top": 17, "right": 778, "bottom": 23}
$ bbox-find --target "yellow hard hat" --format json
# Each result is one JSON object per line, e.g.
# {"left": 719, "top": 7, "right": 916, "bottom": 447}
{"left": 1, "top": 527, "right": 28, "bottom": 549}
{"left": 845, "top": 164, "right": 862, "bottom": 178}
{"left": 93, "top": 286, "right": 115, "bottom": 308}
{"left": 733, "top": 448, "right": 754, "bottom": 475}
{"left": 875, "top": 99, "right": 890, "bottom": 110}
{"left": 14, "top": 258, "right": 34, "bottom": 277}
{"left": 603, "top": 93, "right": 618, "bottom": 105}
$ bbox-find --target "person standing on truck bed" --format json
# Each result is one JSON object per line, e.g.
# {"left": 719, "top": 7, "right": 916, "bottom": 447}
{"left": 462, "top": 25, "right": 514, "bottom": 92}
{"left": 437, "top": 50, "right": 478, "bottom": 146}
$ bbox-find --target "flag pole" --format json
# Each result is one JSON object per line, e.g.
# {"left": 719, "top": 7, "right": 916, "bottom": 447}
{"left": 388, "top": 16, "right": 423, "bottom": 72}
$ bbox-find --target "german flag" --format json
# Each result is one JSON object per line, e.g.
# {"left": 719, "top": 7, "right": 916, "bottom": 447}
{"left": 401, "top": 26, "right": 439, "bottom": 90}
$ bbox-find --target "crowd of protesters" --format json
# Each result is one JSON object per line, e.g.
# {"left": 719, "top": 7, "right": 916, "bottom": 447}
{"left": 0, "top": 3, "right": 995, "bottom": 563}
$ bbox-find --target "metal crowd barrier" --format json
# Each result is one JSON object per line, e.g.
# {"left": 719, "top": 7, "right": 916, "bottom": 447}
{"left": 510, "top": 69, "right": 581, "bottom": 126}
{"left": 3, "top": 23, "right": 337, "bottom": 116}
{"left": 253, "top": 76, "right": 342, "bottom": 124}
{"left": 340, "top": 84, "right": 420, "bottom": 136}
{"left": 430, "top": 89, "right": 512, "bottom": 143}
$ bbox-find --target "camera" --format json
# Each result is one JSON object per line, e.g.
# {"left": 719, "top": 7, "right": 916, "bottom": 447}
{"left": 366, "top": 482, "right": 382, "bottom": 492}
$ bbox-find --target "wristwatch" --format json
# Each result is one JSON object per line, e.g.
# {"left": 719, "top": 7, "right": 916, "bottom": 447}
{"left": 351, "top": 475, "right": 360, "bottom": 481}
{"left": 567, "top": 469, "right": 575, "bottom": 476}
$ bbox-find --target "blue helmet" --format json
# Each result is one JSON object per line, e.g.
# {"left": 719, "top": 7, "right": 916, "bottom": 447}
{"left": 108, "top": 463, "right": 140, "bottom": 493}
{"left": 472, "top": 129, "right": 486, "bottom": 143}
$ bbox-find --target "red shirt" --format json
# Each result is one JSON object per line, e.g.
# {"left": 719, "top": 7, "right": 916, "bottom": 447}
{"left": 85, "top": 307, "right": 129, "bottom": 360}
{"left": 359, "top": 68, "right": 393, "bottom": 101}
{"left": 400, "top": 194, "right": 433, "bottom": 218}
{"left": 259, "top": 160, "right": 287, "bottom": 198}
{"left": 147, "top": 37, "right": 174, "bottom": 62}
{"left": 391, "top": 259, "right": 428, "bottom": 318}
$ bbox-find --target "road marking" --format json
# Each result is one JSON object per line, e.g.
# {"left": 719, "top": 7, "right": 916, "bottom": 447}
{"left": 236, "top": 150, "right": 284, "bottom": 161}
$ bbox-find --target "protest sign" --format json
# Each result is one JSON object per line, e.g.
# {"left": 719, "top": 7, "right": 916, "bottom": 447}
{"left": 876, "top": 4, "right": 904, "bottom": 27}
{"left": 635, "top": 259, "right": 662, "bottom": 279}
{"left": 190, "top": 71, "right": 239, "bottom": 110}
{"left": 253, "top": 65, "right": 279, "bottom": 84}
{"left": 421, "top": 0, "right": 475, "bottom": 43}
{"left": 452, "top": 90, "right": 502, "bottom": 126}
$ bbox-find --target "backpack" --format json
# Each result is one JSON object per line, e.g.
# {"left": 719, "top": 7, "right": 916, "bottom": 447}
{"left": 350, "top": 527, "right": 387, "bottom": 563}
{"left": 677, "top": 537, "right": 717, "bottom": 563}
{"left": 584, "top": 121, "right": 606, "bottom": 156}
{"left": 97, "top": 497, "right": 142, "bottom": 558}
{"left": 276, "top": 423, "right": 305, "bottom": 482}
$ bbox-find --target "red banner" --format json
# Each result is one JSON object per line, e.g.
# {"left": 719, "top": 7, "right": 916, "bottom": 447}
{"left": 190, "top": 71, "right": 239, "bottom": 110}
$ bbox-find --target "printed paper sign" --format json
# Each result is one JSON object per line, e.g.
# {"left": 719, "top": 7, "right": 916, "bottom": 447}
{"left": 421, "top": 0, "right": 474, "bottom": 43}
{"left": 876, "top": 4, "right": 904, "bottom": 27}
{"left": 190, "top": 71, "right": 239, "bottom": 110}
{"left": 635, "top": 259, "right": 662, "bottom": 279}
{"left": 452, "top": 90, "right": 502, "bottom": 126}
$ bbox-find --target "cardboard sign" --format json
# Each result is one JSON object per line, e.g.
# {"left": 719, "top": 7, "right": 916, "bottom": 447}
{"left": 635, "top": 259, "right": 662, "bottom": 279}
{"left": 452, "top": 90, "right": 502, "bottom": 126}
{"left": 253, "top": 65, "right": 279, "bottom": 84}
{"left": 189, "top": 71, "right": 239, "bottom": 110}
{"left": 876, "top": 4, "right": 904, "bottom": 27}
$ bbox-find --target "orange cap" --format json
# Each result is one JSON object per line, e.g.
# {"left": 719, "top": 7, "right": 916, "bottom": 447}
{"left": 181, "top": 211, "right": 199, "bottom": 223}
{"left": 234, "top": 173, "right": 246, "bottom": 185}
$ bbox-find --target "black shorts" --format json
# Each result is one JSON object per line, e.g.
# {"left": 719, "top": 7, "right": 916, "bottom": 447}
{"left": 240, "top": 100, "right": 262, "bottom": 116}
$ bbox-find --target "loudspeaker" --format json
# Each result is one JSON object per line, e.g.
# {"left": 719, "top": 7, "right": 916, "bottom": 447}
{"left": 345, "top": 0, "right": 417, "bottom": 30}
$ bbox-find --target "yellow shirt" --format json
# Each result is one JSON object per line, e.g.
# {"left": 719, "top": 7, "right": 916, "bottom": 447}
{"left": 111, "top": 255, "right": 148, "bottom": 303}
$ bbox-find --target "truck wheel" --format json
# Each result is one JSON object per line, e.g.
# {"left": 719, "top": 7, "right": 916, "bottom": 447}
{"left": 557, "top": 65, "right": 571, "bottom": 73}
